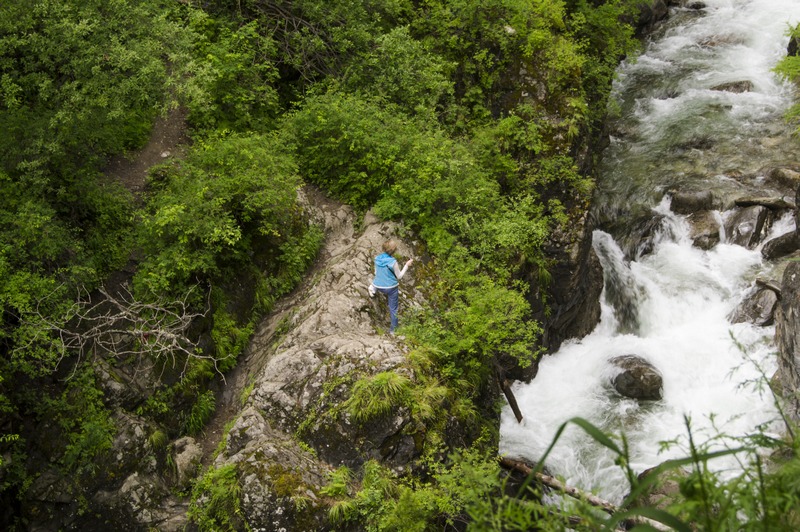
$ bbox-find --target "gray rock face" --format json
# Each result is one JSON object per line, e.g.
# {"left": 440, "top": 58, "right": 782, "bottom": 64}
{"left": 240, "top": 187, "right": 422, "bottom": 466}
{"left": 729, "top": 285, "right": 779, "bottom": 326}
{"left": 775, "top": 261, "right": 800, "bottom": 422}
{"left": 608, "top": 355, "right": 663, "bottom": 401}
{"left": 217, "top": 407, "right": 329, "bottom": 531}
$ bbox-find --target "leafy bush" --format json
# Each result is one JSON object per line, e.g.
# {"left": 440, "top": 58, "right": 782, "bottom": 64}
{"left": 0, "top": 0, "right": 185, "bottom": 183}
{"left": 341, "top": 26, "right": 455, "bottom": 119}
{"left": 188, "top": 463, "right": 245, "bottom": 531}
{"left": 181, "top": 11, "right": 281, "bottom": 133}
{"left": 135, "top": 132, "right": 304, "bottom": 296}
{"left": 287, "top": 91, "right": 419, "bottom": 210}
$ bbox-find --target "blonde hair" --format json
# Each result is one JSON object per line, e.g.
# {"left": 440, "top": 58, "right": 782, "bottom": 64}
{"left": 382, "top": 239, "right": 398, "bottom": 254}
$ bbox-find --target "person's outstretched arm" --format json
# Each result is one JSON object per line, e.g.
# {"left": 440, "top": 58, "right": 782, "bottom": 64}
{"left": 393, "top": 258, "right": 413, "bottom": 280}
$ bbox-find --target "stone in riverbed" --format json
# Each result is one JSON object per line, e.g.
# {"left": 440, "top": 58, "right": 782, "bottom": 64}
{"left": 608, "top": 355, "right": 663, "bottom": 401}
{"left": 762, "top": 232, "right": 800, "bottom": 261}
{"left": 728, "top": 285, "right": 779, "bottom": 326}
{"left": 686, "top": 210, "right": 720, "bottom": 250}
{"left": 670, "top": 190, "right": 714, "bottom": 214}
{"left": 710, "top": 80, "right": 753, "bottom": 93}
{"left": 724, "top": 205, "right": 768, "bottom": 248}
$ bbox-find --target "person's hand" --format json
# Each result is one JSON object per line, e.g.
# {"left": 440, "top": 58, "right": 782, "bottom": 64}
{"left": 405, "top": 259, "right": 414, "bottom": 268}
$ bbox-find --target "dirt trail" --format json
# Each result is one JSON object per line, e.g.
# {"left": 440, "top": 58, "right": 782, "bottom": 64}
{"left": 104, "top": 107, "right": 189, "bottom": 195}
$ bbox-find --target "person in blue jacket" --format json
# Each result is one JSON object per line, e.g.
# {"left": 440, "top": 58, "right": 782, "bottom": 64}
{"left": 368, "top": 239, "right": 413, "bottom": 333}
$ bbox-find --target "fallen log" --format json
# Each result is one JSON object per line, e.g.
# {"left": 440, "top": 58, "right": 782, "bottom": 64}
{"left": 499, "top": 456, "right": 672, "bottom": 531}
{"left": 494, "top": 364, "right": 523, "bottom": 423}
{"left": 501, "top": 379, "right": 523, "bottom": 423}
{"left": 500, "top": 457, "right": 617, "bottom": 514}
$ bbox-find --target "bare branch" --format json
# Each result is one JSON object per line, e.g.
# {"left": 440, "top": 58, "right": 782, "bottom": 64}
{"left": 16, "top": 283, "right": 229, "bottom": 382}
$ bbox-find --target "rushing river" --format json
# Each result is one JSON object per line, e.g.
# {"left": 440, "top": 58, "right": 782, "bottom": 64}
{"left": 500, "top": 0, "right": 800, "bottom": 503}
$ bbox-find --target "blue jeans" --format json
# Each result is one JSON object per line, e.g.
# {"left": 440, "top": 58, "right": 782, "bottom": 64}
{"left": 377, "top": 286, "right": 399, "bottom": 332}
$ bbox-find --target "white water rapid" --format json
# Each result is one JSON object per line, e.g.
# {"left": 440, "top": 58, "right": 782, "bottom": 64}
{"left": 500, "top": 0, "right": 800, "bottom": 504}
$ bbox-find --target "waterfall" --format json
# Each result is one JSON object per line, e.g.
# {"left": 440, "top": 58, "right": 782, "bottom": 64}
{"left": 500, "top": 0, "right": 800, "bottom": 503}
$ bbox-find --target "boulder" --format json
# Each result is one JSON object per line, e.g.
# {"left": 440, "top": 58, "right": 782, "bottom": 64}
{"left": 608, "top": 355, "right": 663, "bottom": 401}
{"left": 670, "top": 190, "right": 714, "bottom": 214}
{"left": 634, "top": 1, "right": 669, "bottom": 36}
{"left": 762, "top": 231, "right": 800, "bottom": 261}
{"left": 724, "top": 205, "right": 769, "bottom": 248}
{"left": 710, "top": 81, "right": 753, "bottom": 93}
{"left": 629, "top": 465, "right": 688, "bottom": 510}
{"left": 765, "top": 167, "right": 800, "bottom": 191}
{"left": 686, "top": 210, "right": 720, "bottom": 250}
{"left": 729, "top": 285, "right": 779, "bottom": 326}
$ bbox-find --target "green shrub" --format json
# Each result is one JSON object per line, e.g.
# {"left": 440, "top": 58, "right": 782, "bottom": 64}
{"left": 135, "top": 132, "right": 304, "bottom": 296}
{"left": 183, "top": 390, "right": 216, "bottom": 436}
{"left": 188, "top": 464, "right": 246, "bottom": 532}
{"left": 181, "top": 11, "right": 280, "bottom": 133}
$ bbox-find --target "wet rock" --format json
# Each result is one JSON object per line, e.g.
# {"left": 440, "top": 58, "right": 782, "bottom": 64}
{"left": 734, "top": 196, "right": 795, "bottom": 211}
{"left": 710, "top": 80, "right": 753, "bottom": 93}
{"left": 790, "top": 34, "right": 800, "bottom": 56}
{"left": 724, "top": 205, "right": 769, "bottom": 248}
{"left": 629, "top": 465, "right": 688, "bottom": 510}
{"left": 670, "top": 190, "right": 714, "bottom": 214}
{"left": 686, "top": 210, "right": 720, "bottom": 250}
{"left": 766, "top": 167, "right": 800, "bottom": 191}
{"left": 775, "top": 261, "right": 800, "bottom": 422}
{"left": 762, "top": 231, "right": 800, "bottom": 261}
{"left": 634, "top": 1, "right": 669, "bottom": 36}
{"left": 608, "top": 355, "right": 663, "bottom": 401}
{"left": 729, "top": 285, "right": 779, "bottom": 326}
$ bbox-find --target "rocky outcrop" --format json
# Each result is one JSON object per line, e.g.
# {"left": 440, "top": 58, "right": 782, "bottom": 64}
{"left": 192, "top": 187, "right": 427, "bottom": 526}
{"left": 775, "top": 261, "right": 800, "bottom": 422}
{"left": 608, "top": 355, "right": 663, "bottom": 401}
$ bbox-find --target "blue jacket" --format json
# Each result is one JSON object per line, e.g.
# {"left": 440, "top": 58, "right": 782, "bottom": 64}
{"left": 373, "top": 253, "right": 398, "bottom": 288}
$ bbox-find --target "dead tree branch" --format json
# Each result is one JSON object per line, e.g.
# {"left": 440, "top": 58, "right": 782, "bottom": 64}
{"left": 17, "top": 283, "right": 227, "bottom": 381}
